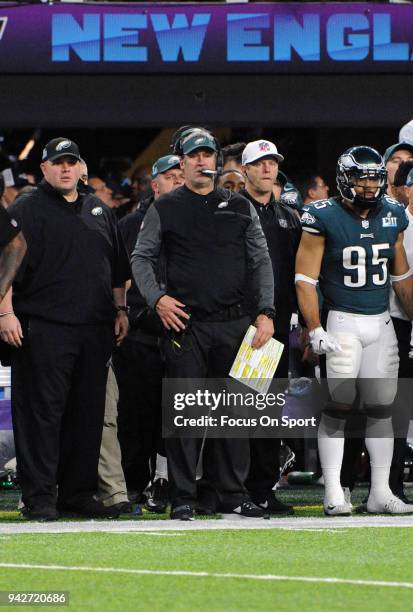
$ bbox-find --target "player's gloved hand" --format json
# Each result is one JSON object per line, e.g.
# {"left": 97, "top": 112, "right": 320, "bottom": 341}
{"left": 308, "top": 326, "right": 342, "bottom": 355}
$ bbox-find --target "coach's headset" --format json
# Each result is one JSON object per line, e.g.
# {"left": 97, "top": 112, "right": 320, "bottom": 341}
{"left": 171, "top": 125, "right": 224, "bottom": 178}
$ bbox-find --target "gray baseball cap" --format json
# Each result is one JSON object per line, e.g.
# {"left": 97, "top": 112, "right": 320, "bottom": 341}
{"left": 383, "top": 142, "right": 413, "bottom": 164}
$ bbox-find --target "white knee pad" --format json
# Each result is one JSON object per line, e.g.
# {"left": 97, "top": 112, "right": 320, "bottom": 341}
{"left": 377, "top": 337, "right": 399, "bottom": 376}
{"left": 327, "top": 334, "right": 359, "bottom": 376}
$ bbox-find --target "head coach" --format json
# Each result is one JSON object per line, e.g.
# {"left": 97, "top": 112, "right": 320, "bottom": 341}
{"left": 2, "top": 137, "right": 130, "bottom": 520}
{"left": 132, "top": 126, "right": 276, "bottom": 520}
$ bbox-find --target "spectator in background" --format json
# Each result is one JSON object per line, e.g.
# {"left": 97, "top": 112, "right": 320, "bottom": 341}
{"left": 296, "top": 173, "right": 330, "bottom": 205}
{"left": 98, "top": 157, "right": 136, "bottom": 217}
{"left": 88, "top": 175, "right": 119, "bottom": 209}
{"left": 218, "top": 169, "right": 245, "bottom": 193}
{"left": 384, "top": 143, "right": 413, "bottom": 199}
{"left": 79, "top": 159, "right": 89, "bottom": 187}
{"left": 222, "top": 142, "right": 245, "bottom": 173}
{"left": 393, "top": 160, "right": 413, "bottom": 207}
{"left": 0, "top": 169, "right": 31, "bottom": 208}
{"left": 116, "top": 154, "right": 184, "bottom": 511}
{"left": 130, "top": 164, "right": 152, "bottom": 200}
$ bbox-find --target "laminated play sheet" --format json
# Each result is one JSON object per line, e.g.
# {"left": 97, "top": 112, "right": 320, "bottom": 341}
{"left": 229, "top": 325, "right": 284, "bottom": 393}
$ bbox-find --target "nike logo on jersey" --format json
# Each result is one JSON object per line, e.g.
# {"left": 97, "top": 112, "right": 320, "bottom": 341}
{"left": 385, "top": 319, "right": 390, "bottom": 325}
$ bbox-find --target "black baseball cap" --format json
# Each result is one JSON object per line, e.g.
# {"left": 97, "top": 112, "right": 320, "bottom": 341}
{"left": 41, "top": 138, "right": 81, "bottom": 163}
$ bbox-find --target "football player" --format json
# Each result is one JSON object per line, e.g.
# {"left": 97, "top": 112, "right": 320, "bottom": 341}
{"left": 295, "top": 146, "right": 413, "bottom": 515}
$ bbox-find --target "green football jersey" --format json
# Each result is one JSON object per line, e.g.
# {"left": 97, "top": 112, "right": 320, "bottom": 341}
{"left": 300, "top": 196, "right": 409, "bottom": 315}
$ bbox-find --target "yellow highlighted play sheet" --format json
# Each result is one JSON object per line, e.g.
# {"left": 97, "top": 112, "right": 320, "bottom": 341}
{"left": 229, "top": 325, "right": 284, "bottom": 393}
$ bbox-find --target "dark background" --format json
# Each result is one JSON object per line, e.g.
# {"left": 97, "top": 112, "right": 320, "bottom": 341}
{"left": 0, "top": 72, "right": 409, "bottom": 187}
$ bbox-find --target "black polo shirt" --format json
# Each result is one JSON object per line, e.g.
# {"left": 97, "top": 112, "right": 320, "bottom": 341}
{"left": 9, "top": 180, "right": 130, "bottom": 325}
{"left": 0, "top": 205, "right": 20, "bottom": 247}
{"left": 240, "top": 189, "right": 302, "bottom": 334}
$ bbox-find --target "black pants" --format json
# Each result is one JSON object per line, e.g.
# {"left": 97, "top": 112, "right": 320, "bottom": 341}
{"left": 11, "top": 318, "right": 114, "bottom": 509}
{"left": 164, "top": 317, "right": 251, "bottom": 509}
{"left": 246, "top": 332, "right": 289, "bottom": 500}
{"left": 113, "top": 337, "right": 163, "bottom": 495}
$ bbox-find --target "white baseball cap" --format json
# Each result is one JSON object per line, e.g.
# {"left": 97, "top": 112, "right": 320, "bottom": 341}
{"left": 399, "top": 119, "right": 413, "bottom": 146}
{"left": 242, "top": 140, "right": 284, "bottom": 165}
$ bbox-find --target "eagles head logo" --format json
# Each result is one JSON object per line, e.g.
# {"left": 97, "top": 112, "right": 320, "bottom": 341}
{"left": 55, "top": 140, "right": 72, "bottom": 151}
{"left": 339, "top": 155, "right": 354, "bottom": 170}
{"left": 301, "top": 211, "right": 316, "bottom": 225}
{"left": 282, "top": 191, "right": 298, "bottom": 204}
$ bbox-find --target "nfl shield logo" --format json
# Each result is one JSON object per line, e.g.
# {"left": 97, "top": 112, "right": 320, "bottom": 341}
{"left": 362, "top": 220, "right": 369, "bottom": 229}
{"left": 258, "top": 141, "right": 271, "bottom": 152}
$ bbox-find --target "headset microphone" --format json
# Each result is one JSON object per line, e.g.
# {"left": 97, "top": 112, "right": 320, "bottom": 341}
{"left": 200, "top": 170, "right": 218, "bottom": 177}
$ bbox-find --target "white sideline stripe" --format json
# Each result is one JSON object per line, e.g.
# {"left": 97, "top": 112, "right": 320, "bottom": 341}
{"left": 279, "top": 528, "right": 348, "bottom": 533}
{"left": 0, "top": 563, "right": 412, "bottom": 590}
{"left": 1, "top": 515, "right": 413, "bottom": 534}
{"left": 110, "top": 532, "right": 184, "bottom": 537}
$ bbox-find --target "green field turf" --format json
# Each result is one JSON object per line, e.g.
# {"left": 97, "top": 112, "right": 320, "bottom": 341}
{"left": 0, "top": 528, "right": 412, "bottom": 611}
{"left": 1, "top": 487, "right": 411, "bottom": 611}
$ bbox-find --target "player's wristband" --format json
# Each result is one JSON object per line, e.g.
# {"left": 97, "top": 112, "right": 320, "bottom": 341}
{"left": 295, "top": 273, "right": 318, "bottom": 286}
{"left": 390, "top": 269, "right": 413, "bottom": 282}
